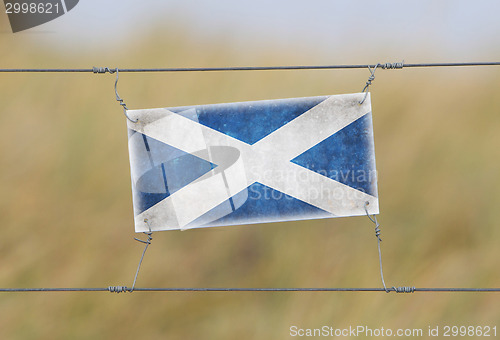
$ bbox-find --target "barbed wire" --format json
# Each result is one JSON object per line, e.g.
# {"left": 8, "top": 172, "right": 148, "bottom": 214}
{"left": 0, "top": 61, "right": 499, "bottom": 73}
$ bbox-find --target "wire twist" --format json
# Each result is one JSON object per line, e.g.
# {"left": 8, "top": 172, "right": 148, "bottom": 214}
{"left": 391, "top": 286, "right": 415, "bottom": 293}
{"left": 108, "top": 286, "right": 129, "bottom": 293}
{"left": 359, "top": 64, "right": 378, "bottom": 104}
{"left": 92, "top": 67, "right": 115, "bottom": 74}
{"left": 93, "top": 66, "right": 137, "bottom": 122}
{"left": 364, "top": 201, "right": 388, "bottom": 292}
{"left": 113, "top": 68, "right": 138, "bottom": 123}
{"left": 359, "top": 61, "right": 404, "bottom": 104}
{"left": 380, "top": 61, "right": 404, "bottom": 69}
{"left": 364, "top": 202, "right": 382, "bottom": 241}
{"left": 105, "top": 220, "right": 153, "bottom": 294}
{"left": 129, "top": 219, "right": 154, "bottom": 292}
{"left": 364, "top": 202, "right": 416, "bottom": 294}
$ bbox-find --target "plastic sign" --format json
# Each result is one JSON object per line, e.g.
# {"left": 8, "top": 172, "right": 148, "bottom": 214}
{"left": 126, "top": 93, "right": 378, "bottom": 232}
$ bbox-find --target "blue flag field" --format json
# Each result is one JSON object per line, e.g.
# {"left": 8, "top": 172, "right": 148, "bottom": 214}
{"left": 126, "top": 92, "right": 378, "bottom": 232}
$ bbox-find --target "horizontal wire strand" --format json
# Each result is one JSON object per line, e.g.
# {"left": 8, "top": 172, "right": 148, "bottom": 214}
{"left": 1, "top": 287, "right": 500, "bottom": 293}
{"left": 0, "top": 62, "right": 500, "bottom": 73}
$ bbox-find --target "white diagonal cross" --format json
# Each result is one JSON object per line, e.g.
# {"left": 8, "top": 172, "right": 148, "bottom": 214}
{"left": 127, "top": 93, "right": 378, "bottom": 232}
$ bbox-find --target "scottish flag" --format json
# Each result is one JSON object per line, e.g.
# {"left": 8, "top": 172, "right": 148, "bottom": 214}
{"left": 126, "top": 93, "right": 378, "bottom": 232}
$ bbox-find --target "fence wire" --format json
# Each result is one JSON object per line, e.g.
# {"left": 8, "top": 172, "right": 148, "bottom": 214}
{"left": 1, "top": 287, "right": 500, "bottom": 293}
{"left": 0, "top": 61, "right": 500, "bottom": 73}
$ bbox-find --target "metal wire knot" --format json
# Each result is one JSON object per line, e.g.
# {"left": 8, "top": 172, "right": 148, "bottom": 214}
{"left": 359, "top": 64, "right": 378, "bottom": 104}
{"left": 380, "top": 61, "right": 404, "bottom": 70}
{"left": 92, "top": 67, "right": 115, "bottom": 74}
{"left": 113, "top": 68, "right": 138, "bottom": 123}
{"left": 134, "top": 229, "right": 153, "bottom": 245}
{"left": 128, "top": 219, "right": 154, "bottom": 292}
{"left": 365, "top": 202, "right": 416, "bottom": 294}
{"left": 392, "top": 286, "right": 415, "bottom": 293}
{"left": 364, "top": 202, "right": 382, "bottom": 242}
{"left": 108, "top": 286, "right": 129, "bottom": 293}
{"left": 93, "top": 66, "right": 137, "bottom": 122}
{"left": 359, "top": 61, "right": 404, "bottom": 104}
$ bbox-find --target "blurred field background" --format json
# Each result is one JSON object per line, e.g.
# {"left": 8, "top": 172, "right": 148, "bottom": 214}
{"left": 1, "top": 3, "right": 500, "bottom": 339}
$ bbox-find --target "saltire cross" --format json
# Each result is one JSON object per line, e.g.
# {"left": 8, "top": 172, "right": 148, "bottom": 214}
{"left": 126, "top": 92, "right": 378, "bottom": 232}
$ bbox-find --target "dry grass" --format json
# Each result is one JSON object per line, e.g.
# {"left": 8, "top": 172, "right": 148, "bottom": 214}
{"left": 1, "top": 17, "right": 499, "bottom": 340}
